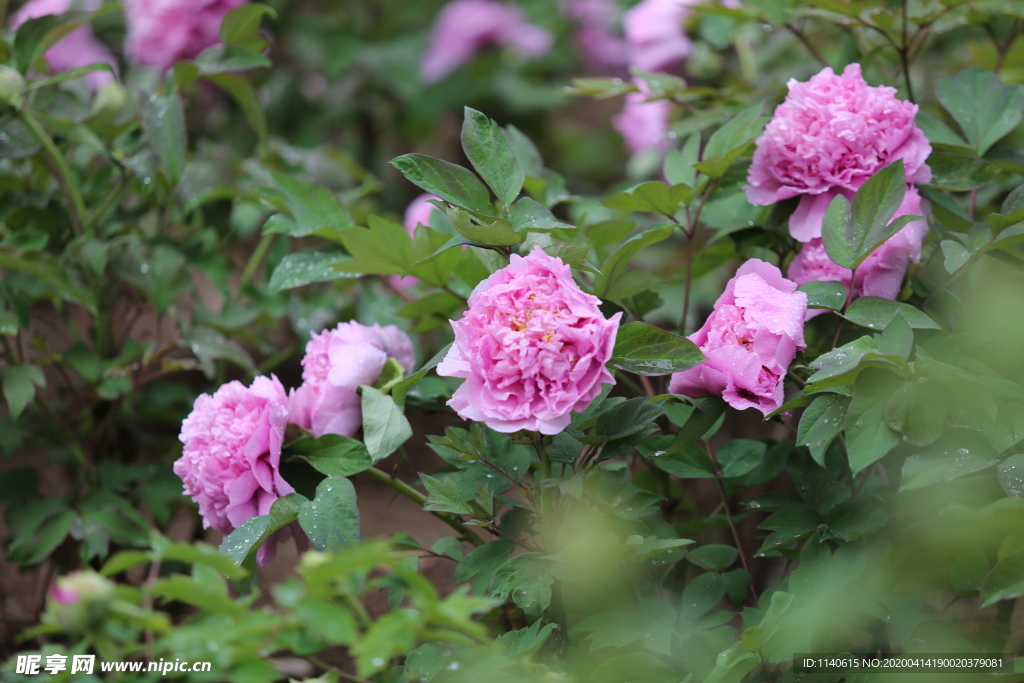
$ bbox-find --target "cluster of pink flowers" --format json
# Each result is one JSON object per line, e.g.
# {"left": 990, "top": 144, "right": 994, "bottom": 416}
{"left": 438, "top": 248, "right": 620, "bottom": 434}
{"left": 421, "top": 0, "right": 553, "bottom": 83}
{"left": 175, "top": 322, "right": 413, "bottom": 563}
{"left": 8, "top": 0, "right": 247, "bottom": 89}
{"left": 745, "top": 63, "right": 932, "bottom": 316}
{"left": 670, "top": 260, "right": 808, "bottom": 414}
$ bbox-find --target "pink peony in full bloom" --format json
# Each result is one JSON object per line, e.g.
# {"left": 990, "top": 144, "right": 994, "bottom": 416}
{"left": 175, "top": 375, "right": 294, "bottom": 564}
{"left": 125, "top": 0, "right": 246, "bottom": 71}
{"left": 670, "top": 259, "right": 807, "bottom": 415}
{"left": 10, "top": 0, "right": 117, "bottom": 91}
{"left": 788, "top": 186, "right": 928, "bottom": 317}
{"left": 613, "top": 80, "right": 673, "bottom": 154}
{"left": 289, "top": 323, "right": 415, "bottom": 439}
{"left": 746, "top": 63, "right": 931, "bottom": 242}
{"left": 437, "top": 247, "right": 621, "bottom": 434}
{"left": 421, "top": 0, "right": 553, "bottom": 83}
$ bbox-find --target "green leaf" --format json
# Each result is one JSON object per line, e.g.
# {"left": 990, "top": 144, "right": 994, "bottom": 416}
{"left": 267, "top": 172, "right": 352, "bottom": 236}
{"left": 806, "top": 335, "right": 876, "bottom": 386}
{"left": 687, "top": 544, "right": 739, "bottom": 572}
{"left": 298, "top": 477, "right": 360, "bottom": 551}
{"left": 664, "top": 133, "right": 700, "bottom": 187}
{"left": 447, "top": 206, "right": 524, "bottom": 246}
{"left": 936, "top": 68, "right": 1024, "bottom": 156}
{"left": 582, "top": 397, "right": 666, "bottom": 444}
{"left": 268, "top": 247, "right": 357, "bottom": 293}
{"left": 286, "top": 435, "right": 373, "bottom": 477}
{"left": 609, "top": 322, "right": 706, "bottom": 376}
{"left": 693, "top": 103, "right": 767, "bottom": 178}
{"left": 193, "top": 45, "right": 271, "bottom": 73}
{"left": 139, "top": 90, "right": 188, "bottom": 187}
{"left": 718, "top": 439, "right": 766, "bottom": 478}
{"left": 28, "top": 63, "right": 114, "bottom": 90}
{"left": 510, "top": 196, "right": 574, "bottom": 232}
{"left": 882, "top": 378, "right": 947, "bottom": 446}
{"left": 496, "top": 620, "right": 558, "bottom": 658}
{"left": 180, "top": 326, "right": 256, "bottom": 378}
{"left": 333, "top": 216, "right": 415, "bottom": 276}
{"left": 651, "top": 444, "right": 717, "bottom": 478}
{"left": 899, "top": 428, "right": 999, "bottom": 491}
{"left": 421, "top": 474, "right": 473, "bottom": 515}
{"left": 951, "top": 551, "right": 990, "bottom": 598}
{"left": 455, "top": 540, "right": 516, "bottom": 584}
{"left": 503, "top": 124, "right": 543, "bottom": 176}
{"left": 667, "top": 397, "right": 726, "bottom": 448}
{"left": 520, "top": 232, "right": 590, "bottom": 267}
{"left": 756, "top": 504, "right": 823, "bottom": 556}
{"left": 204, "top": 73, "right": 268, "bottom": 143}
{"left": 989, "top": 185, "right": 1024, "bottom": 231}
{"left": 594, "top": 223, "right": 675, "bottom": 299}
{"left": 462, "top": 107, "right": 524, "bottom": 208}
{"left": 390, "top": 154, "right": 495, "bottom": 217}
{"left": 998, "top": 453, "right": 1024, "bottom": 498}
{"left": 844, "top": 371, "right": 902, "bottom": 475}
{"left": 392, "top": 343, "right": 451, "bottom": 408}
{"left": 925, "top": 152, "right": 1000, "bottom": 191}
{"left": 797, "top": 280, "right": 847, "bottom": 311}
{"left": 821, "top": 161, "right": 918, "bottom": 269}
{"left": 797, "top": 393, "right": 851, "bottom": 466}
{"left": 941, "top": 239, "right": 972, "bottom": 273}
{"left": 981, "top": 546, "right": 1024, "bottom": 607}
{"left": 14, "top": 8, "right": 115, "bottom": 74}
{"left": 219, "top": 494, "right": 302, "bottom": 566}
{"left": 360, "top": 386, "right": 412, "bottom": 462}
{"left": 0, "top": 366, "right": 43, "bottom": 419}
{"left": 2, "top": 364, "right": 45, "bottom": 419}
{"left": 602, "top": 181, "right": 694, "bottom": 215}
{"left": 219, "top": 3, "right": 277, "bottom": 47}
{"left": 843, "top": 297, "right": 939, "bottom": 330}
{"left": 591, "top": 652, "right": 679, "bottom": 683}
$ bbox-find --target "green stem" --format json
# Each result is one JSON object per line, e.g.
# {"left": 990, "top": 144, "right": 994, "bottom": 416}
{"left": 238, "top": 234, "right": 274, "bottom": 293}
{"left": 87, "top": 176, "right": 128, "bottom": 230}
{"left": 20, "top": 112, "right": 88, "bottom": 238}
{"left": 901, "top": 0, "right": 915, "bottom": 102}
{"left": 363, "top": 467, "right": 483, "bottom": 546}
{"left": 704, "top": 441, "right": 759, "bottom": 604}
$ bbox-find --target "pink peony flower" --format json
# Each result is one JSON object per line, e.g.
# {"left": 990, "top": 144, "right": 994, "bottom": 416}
{"left": 670, "top": 259, "right": 807, "bottom": 415}
{"left": 788, "top": 186, "right": 928, "bottom": 317}
{"left": 421, "top": 0, "right": 553, "bottom": 83}
{"left": 746, "top": 63, "right": 931, "bottom": 241}
{"left": 623, "top": 0, "right": 693, "bottom": 73}
{"left": 175, "top": 375, "right": 294, "bottom": 564}
{"left": 125, "top": 0, "right": 245, "bottom": 71}
{"left": 613, "top": 80, "right": 673, "bottom": 154}
{"left": 437, "top": 247, "right": 620, "bottom": 434}
{"left": 289, "top": 322, "right": 415, "bottom": 439}
{"left": 10, "top": 0, "right": 117, "bottom": 91}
